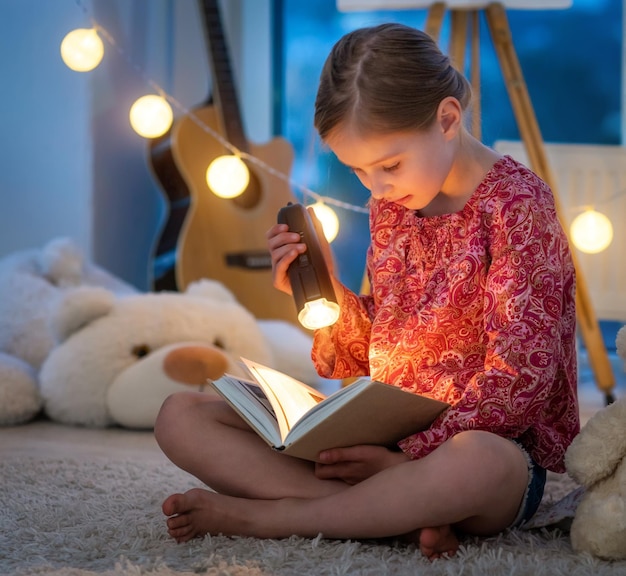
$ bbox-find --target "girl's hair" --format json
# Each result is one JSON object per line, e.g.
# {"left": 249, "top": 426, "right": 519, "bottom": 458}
{"left": 314, "top": 23, "right": 471, "bottom": 140}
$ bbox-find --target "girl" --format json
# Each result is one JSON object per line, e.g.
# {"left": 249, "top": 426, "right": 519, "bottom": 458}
{"left": 155, "top": 23, "right": 579, "bottom": 559}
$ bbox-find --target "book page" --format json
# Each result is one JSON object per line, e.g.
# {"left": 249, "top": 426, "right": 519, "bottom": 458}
{"left": 208, "top": 375, "right": 282, "bottom": 446}
{"left": 241, "top": 359, "right": 326, "bottom": 439}
{"left": 236, "top": 378, "right": 276, "bottom": 417}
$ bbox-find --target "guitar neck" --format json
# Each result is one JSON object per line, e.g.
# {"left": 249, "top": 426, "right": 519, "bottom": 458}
{"left": 199, "top": 0, "right": 249, "bottom": 153}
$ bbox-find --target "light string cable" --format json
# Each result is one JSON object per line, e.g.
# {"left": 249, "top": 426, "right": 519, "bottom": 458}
{"left": 73, "top": 0, "right": 369, "bottom": 215}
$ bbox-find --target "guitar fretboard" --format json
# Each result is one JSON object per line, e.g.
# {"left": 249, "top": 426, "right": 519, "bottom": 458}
{"left": 200, "top": 0, "right": 249, "bottom": 153}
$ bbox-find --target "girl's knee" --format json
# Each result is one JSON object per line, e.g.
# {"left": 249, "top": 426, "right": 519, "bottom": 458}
{"left": 446, "top": 430, "right": 494, "bottom": 455}
{"left": 450, "top": 430, "right": 511, "bottom": 453}
{"left": 157, "top": 390, "right": 192, "bottom": 418}
{"left": 154, "top": 391, "right": 201, "bottom": 445}
{"left": 446, "top": 431, "right": 527, "bottom": 482}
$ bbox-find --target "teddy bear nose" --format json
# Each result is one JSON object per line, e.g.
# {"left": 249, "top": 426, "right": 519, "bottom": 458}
{"left": 163, "top": 345, "right": 230, "bottom": 386}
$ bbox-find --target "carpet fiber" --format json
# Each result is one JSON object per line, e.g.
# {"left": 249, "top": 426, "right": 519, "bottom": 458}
{"left": 2, "top": 456, "right": 626, "bottom": 576}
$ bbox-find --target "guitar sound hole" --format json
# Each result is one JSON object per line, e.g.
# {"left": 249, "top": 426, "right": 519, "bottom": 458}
{"left": 232, "top": 165, "right": 261, "bottom": 210}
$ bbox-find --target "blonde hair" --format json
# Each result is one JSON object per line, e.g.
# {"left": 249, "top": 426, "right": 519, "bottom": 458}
{"left": 314, "top": 23, "right": 471, "bottom": 140}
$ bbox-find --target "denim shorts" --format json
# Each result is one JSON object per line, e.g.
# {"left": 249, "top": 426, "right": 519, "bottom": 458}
{"left": 509, "top": 440, "right": 547, "bottom": 528}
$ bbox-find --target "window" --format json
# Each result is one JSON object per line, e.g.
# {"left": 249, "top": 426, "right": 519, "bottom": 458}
{"left": 277, "top": 0, "right": 621, "bottom": 290}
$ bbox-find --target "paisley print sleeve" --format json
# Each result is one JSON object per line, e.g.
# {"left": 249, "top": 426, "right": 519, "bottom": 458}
{"left": 311, "top": 284, "right": 373, "bottom": 379}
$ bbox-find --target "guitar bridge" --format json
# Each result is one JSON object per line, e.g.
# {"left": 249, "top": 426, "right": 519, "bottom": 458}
{"left": 225, "top": 251, "right": 272, "bottom": 270}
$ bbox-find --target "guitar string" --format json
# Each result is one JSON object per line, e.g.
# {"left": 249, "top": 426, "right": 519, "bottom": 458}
{"left": 73, "top": 0, "right": 369, "bottom": 216}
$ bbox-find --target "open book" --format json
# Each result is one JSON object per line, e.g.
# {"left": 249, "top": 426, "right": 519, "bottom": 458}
{"left": 207, "top": 358, "right": 449, "bottom": 462}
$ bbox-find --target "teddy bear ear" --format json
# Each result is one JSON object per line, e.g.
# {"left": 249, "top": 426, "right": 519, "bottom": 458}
{"left": 51, "top": 286, "right": 116, "bottom": 343}
{"left": 185, "top": 279, "right": 237, "bottom": 303}
{"left": 38, "top": 237, "right": 84, "bottom": 287}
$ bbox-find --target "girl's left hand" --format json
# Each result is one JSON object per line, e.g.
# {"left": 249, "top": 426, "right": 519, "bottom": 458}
{"left": 314, "top": 445, "right": 410, "bottom": 485}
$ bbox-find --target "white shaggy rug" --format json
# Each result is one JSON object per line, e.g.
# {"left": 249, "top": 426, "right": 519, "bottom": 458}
{"left": 2, "top": 456, "right": 626, "bottom": 576}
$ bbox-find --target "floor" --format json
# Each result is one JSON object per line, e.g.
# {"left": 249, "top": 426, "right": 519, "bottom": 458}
{"left": 0, "top": 418, "right": 166, "bottom": 462}
{"left": 1, "top": 345, "right": 624, "bottom": 462}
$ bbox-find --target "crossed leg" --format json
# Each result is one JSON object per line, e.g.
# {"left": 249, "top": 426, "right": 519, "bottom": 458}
{"left": 154, "top": 391, "right": 529, "bottom": 559}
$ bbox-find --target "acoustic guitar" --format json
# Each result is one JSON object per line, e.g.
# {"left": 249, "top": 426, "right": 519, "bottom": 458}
{"left": 149, "top": 0, "right": 299, "bottom": 325}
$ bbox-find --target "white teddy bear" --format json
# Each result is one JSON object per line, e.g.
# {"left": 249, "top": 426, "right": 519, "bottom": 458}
{"left": 0, "top": 238, "right": 135, "bottom": 425}
{"left": 0, "top": 237, "right": 320, "bottom": 429}
{"left": 38, "top": 279, "right": 318, "bottom": 429}
{"left": 564, "top": 325, "right": 626, "bottom": 560}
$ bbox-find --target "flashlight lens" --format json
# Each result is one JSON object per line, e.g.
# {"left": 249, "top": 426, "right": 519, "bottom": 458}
{"left": 298, "top": 298, "right": 340, "bottom": 330}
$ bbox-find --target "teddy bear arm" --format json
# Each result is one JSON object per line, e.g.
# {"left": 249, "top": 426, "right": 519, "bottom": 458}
{"left": 565, "top": 398, "right": 626, "bottom": 487}
{"left": 0, "top": 353, "right": 42, "bottom": 425}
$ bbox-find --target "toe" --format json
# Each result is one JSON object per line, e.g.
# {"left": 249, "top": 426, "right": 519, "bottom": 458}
{"left": 170, "top": 524, "right": 195, "bottom": 543}
{"left": 167, "top": 514, "right": 189, "bottom": 530}
{"left": 162, "top": 493, "right": 184, "bottom": 516}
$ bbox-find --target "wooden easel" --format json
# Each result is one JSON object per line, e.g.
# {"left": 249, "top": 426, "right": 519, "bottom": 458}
{"left": 422, "top": 2, "right": 615, "bottom": 403}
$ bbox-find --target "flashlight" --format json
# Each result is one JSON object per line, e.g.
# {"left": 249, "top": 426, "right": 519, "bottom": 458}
{"left": 277, "top": 203, "right": 340, "bottom": 330}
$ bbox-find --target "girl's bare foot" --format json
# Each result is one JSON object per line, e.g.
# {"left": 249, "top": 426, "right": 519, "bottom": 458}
{"left": 418, "top": 525, "right": 459, "bottom": 560}
{"left": 162, "top": 488, "right": 252, "bottom": 543}
{"left": 400, "top": 524, "right": 459, "bottom": 560}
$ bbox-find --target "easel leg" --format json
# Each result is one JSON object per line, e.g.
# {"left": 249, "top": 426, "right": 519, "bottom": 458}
{"left": 485, "top": 3, "right": 615, "bottom": 403}
{"left": 425, "top": 2, "right": 446, "bottom": 40}
{"left": 449, "top": 10, "right": 469, "bottom": 70}
{"left": 470, "top": 11, "right": 481, "bottom": 140}
{"left": 446, "top": 8, "right": 482, "bottom": 139}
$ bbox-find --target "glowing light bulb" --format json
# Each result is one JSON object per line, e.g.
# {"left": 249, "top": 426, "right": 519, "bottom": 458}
{"left": 311, "top": 202, "right": 340, "bottom": 243}
{"left": 206, "top": 155, "right": 250, "bottom": 198}
{"left": 60, "top": 28, "right": 104, "bottom": 72}
{"left": 298, "top": 298, "right": 341, "bottom": 330}
{"left": 129, "top": 95, "right": 173, "bottom": 138}
{"left": 570, "top": 209, "right": 613, "bottom": 254}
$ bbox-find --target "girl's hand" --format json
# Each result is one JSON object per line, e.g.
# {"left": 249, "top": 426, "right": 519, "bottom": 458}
{"left": 266, "top": 207, "right": 341, "bottom": 300}
{"left": 266, "top": 223, "right": 306, "bottom": 295}
{"left": 314, "top": 445, "right": 410, "bottom": 485}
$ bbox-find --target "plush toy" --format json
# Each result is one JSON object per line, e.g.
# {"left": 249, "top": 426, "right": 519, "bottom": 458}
{"left": 0, "top": 238, "right": 136, "bottom": 425}
{"left": 38, "top": 279, "right": 318, "bottom": 429}
{"left": 0, "top": 237, "right": 319, "bottom": 429}
{"left": 564, "top": 325, "right": 626, "bottom": 560}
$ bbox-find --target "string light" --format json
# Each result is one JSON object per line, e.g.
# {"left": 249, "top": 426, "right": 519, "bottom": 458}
{"left": 206, "top": 155, "right": 250, "bottom": 199}
{"left": 311, "top": 202, "right": 340, "bottom": 243}
{"left": 62, "top": 2, "right": 369, "bottom": 227}
{"left": 60, "top": 27, "right": 104, "bottom": 71}
{"left": 570, "top": 208, "right": 614, "bottom": 254}
{"left": 129, "top": 95, "right": 173, "bottom": 138}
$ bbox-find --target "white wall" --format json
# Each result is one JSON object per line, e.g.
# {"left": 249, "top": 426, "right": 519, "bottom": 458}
{"left": 0, "top": 1, "right": 92, "bottom": 258}
{"left": 89, "top": 0, "right": 206, "bottom": 290}
{"left": 0, "top": 0, "right": 273, "bottom": 290}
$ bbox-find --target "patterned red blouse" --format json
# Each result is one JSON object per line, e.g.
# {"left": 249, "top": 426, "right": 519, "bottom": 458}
{"left": 312, "top": 156, "right": 579, "bottom": 473}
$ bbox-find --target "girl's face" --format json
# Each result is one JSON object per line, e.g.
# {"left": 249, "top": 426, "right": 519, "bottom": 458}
{"left": 325, "top": 118, "right": 457, "bottom": 213}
